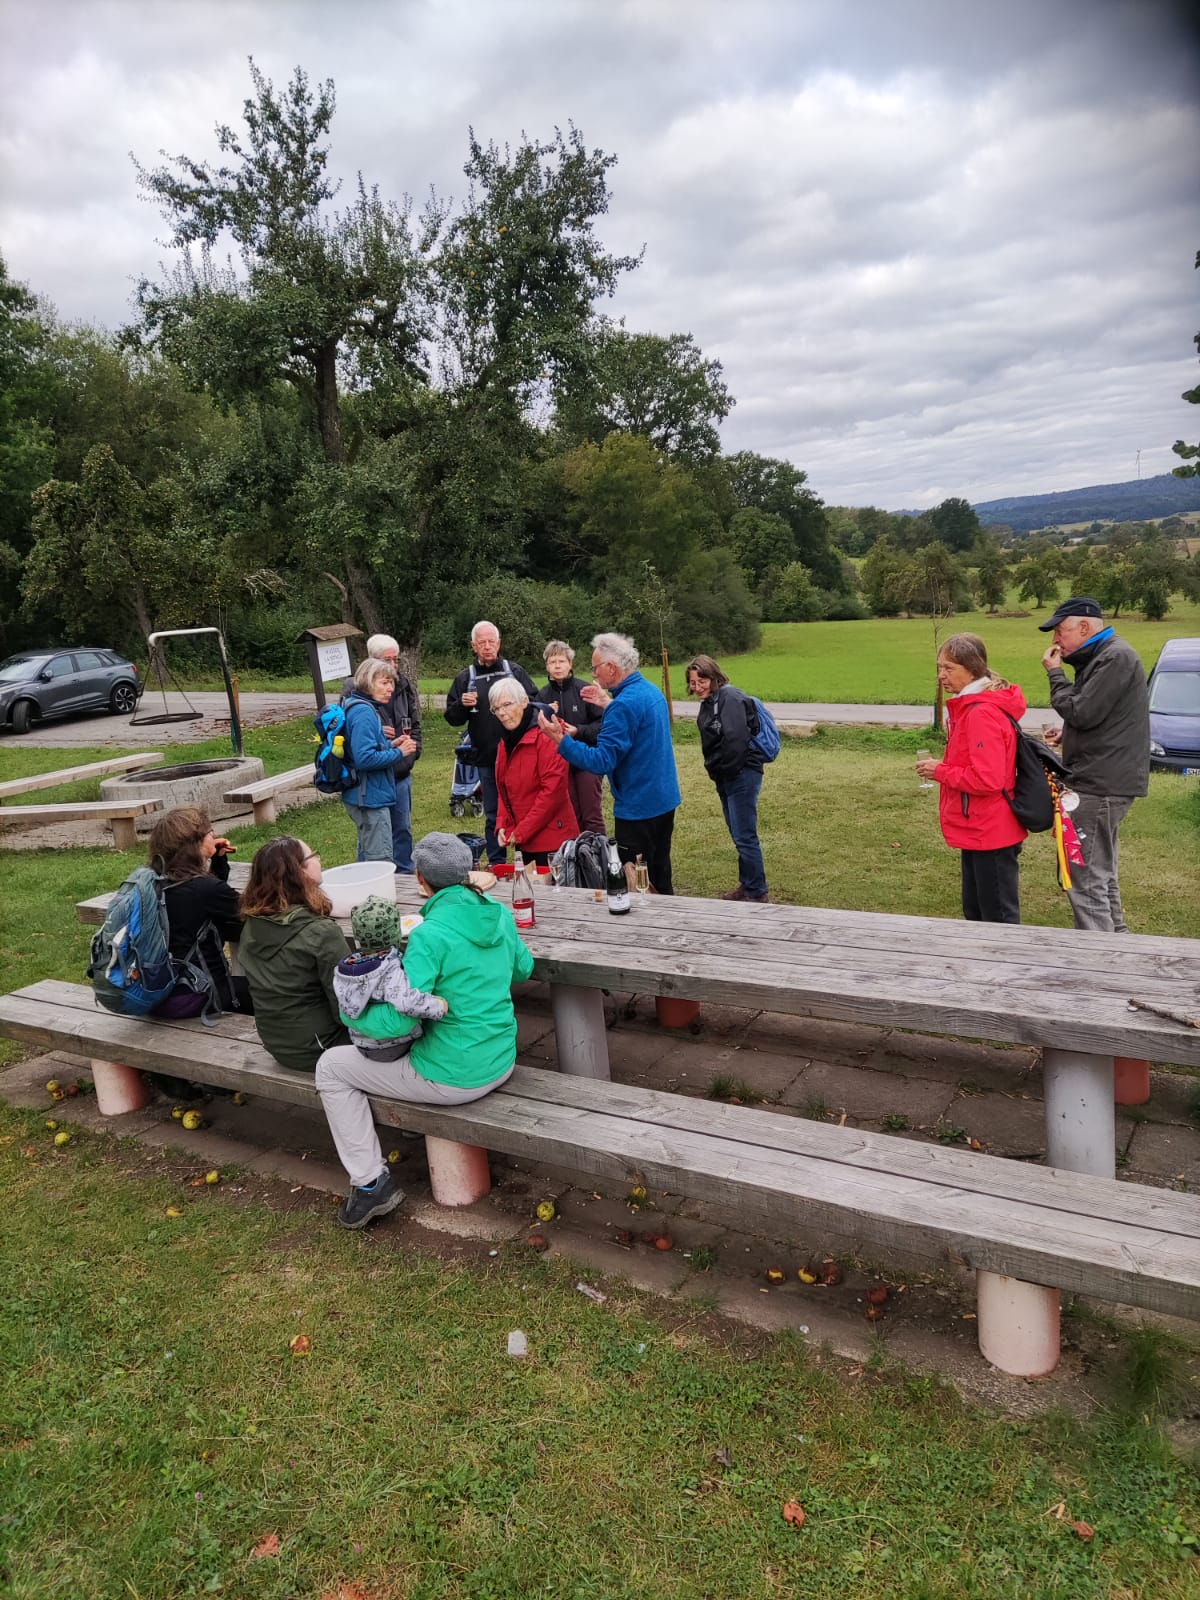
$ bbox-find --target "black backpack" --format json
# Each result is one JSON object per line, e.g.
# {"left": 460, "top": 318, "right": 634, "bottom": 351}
{"left": 1002, "top": 715, "right": 1071, "bottom": 832}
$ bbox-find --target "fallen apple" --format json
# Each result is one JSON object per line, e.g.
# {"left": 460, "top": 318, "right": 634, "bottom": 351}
{"left": 53, "top": 1130, "right": 71, "bottom": 1148}
{"left": 44, "top": 1119, "right": 58, "bottom": 1131}
{"left": 535, "top": 1199, "right": 556, "bottom": 1222}
{"left": 654, "top": 1234, "right": 674, "bottom": 1251}
{"left": 797, "top": 1265, "right": 818, "bottom": 1284}
{"left": 289, "top": 1334, "right": 312, "bottom": 1357}
{"left": 205, "top": 1170, "right": 220, "bottom": 1185}
{"left": 866, "top": 1285, "right": 889, "bottom": 1306}
{"left": 45, "top": 1079, "right": 61, "bottom": 1094}
{"left": 766, "top": 1267, "right": 786, "bottom": 1283}
{"left": 181, "top": 1110, "right": 204, "bottom": 1131}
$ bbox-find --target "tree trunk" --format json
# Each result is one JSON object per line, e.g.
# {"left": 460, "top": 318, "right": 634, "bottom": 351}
{"left": 396, "top": 640, "right": 421, "bottom": 687}
{"left": 313, "top": 342, "right": 346, "bottom": 465}
{"left": 344, "top": 555, "right": 385, "bottom": 637}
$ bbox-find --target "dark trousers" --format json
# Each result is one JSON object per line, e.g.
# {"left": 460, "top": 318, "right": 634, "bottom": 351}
{"left": 478, "top": 764, "right": 505, "bottom": 865}
{"left": 568, "top": 768, "right": 606, "bottom": 834}
{"left": 615, "top": 809, "right": 676, "bottom": 895}
{"left": 960, "top": 845, "right": 1021, "bottom": 924}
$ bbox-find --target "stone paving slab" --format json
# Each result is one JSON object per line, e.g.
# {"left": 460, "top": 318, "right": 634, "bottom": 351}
{"left": 1125, "top": 1121, "right": 1200, "bottom": 1187}
{"left": 781, "top": 1060, "right": 956, "bottom": 1124}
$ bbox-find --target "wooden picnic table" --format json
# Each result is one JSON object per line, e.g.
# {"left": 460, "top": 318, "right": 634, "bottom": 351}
{"left": 76, "top": 865, "right": 1200, "bottom": 1183}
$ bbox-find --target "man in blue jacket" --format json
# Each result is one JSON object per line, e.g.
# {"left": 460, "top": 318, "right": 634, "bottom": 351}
{"left": 538, "top": 631, "right": 681, "bottom": 892}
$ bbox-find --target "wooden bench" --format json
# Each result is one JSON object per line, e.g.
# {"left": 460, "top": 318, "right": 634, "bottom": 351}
{"left": 1, "top": 979, "right": 1196, "bottom": 1381}
{"left": 0, "top": 753, "right": 164, "bottom": 803}
{"left": 222, "top": 764, "right": 316, "bottom": 824}
{"left": 1, "top": 797, "right": 163, "bottom": 849}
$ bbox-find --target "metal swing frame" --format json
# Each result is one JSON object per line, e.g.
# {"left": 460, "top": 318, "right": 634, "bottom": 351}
{"left": 131, "top": 627, "right": 243, "bottom": 756}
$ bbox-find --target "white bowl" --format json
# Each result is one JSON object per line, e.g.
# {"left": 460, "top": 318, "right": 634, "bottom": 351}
{"left": 320, "top": 861, "right": 396, "bottom": 919}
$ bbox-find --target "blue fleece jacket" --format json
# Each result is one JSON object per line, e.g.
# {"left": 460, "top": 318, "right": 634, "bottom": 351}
{"left": 341, "top": 693, "right": 405, "bottom": 808}
{"left": 558, "top": 670, "right": 681, "bottom": 820}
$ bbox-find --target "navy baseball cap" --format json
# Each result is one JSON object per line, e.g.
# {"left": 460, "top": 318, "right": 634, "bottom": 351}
{"left": 1038, "top": 596, "right": 1103, "bottom": 631}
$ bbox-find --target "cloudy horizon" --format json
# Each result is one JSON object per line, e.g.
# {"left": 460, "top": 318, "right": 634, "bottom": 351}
{"left": 2, "top": 0, "right": 1198, "bottom": 511}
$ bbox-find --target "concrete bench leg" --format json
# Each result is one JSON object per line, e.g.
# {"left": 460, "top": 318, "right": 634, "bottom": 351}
{"left": 977, "top": 1271, "right": 1061, "bottom": 1377}
{"left": 110, "top": 817, "right": 138, "bottom": 851}
{"left": 252, "top": 798, "right": 278, "bottom": 824}
{"left": 91, "top": 1056, "right": 151, "bottom": 1116}
{"left": 550, "top": 983, "right": 610, "bottom": 1079}
{"left": 1042, "top": 1048, "right": 1115, "bottom": 1177}
{"left": 425, "top": 1135, "right": 491, "bottom": 1206}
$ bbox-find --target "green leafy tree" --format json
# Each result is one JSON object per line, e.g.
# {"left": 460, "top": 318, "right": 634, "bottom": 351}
{"left": 972, "top": 537, "right": 1009, "bottom": 613}
{"left": 1014, "top": 550, "right": 1063, "bottom": 609}
{"left": 861, "top": 537, "right": 916, "bottom": 617}
{"left": 0, "top": 256, "right": 59, "bottom": 644}
{"left": 726, "top": 506, "right": 795, "bottom": 589}
{"left": 926, "top": 496, "right": 981, "bottom": 552}
{"left": 26, "top": 446, "right": 223, "bottom": 642}
{"left": 724, "top": 451, "right": 842, "bottom": 590}
{"left": 761, "top": 560, "right": 824, "bottom": 622}
{"left": 1171, "top": 247, "right": 1199, "bottom": 478}
{"left": 908, "top": 543, "right": 970, "bottom": 617}
{"left": 555, "top": 328, "right": 731, "bottom": 463}
{"left": 1127, "top": 537, "right": 1182, "bottom": 621}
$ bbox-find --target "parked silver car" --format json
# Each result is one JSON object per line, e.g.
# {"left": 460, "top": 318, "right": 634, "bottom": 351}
{"left": 0, "top": 648, "right": 144, "bottom": 734}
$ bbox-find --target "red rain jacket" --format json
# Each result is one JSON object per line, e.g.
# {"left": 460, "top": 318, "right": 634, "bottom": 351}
{"left": 935, "top": 682, "right": 1029, "bottom": 851}
{"left": 495, "top": 727, "right": 580, "bottom": 854}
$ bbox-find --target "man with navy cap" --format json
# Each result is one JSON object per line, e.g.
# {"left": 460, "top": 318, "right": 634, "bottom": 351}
{"left": 1039, "top": 597, "right": 1149, "bottom": 931}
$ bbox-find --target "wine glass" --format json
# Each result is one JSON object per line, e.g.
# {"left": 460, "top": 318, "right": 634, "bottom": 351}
{"left": 916, "top": 748, "right": 936, "bottom": 789}
{"left": 633, "top": 858, "right": 650, "bottom": 895}
{"left": 549, "top": 858, "right": 564, "bottom": 890}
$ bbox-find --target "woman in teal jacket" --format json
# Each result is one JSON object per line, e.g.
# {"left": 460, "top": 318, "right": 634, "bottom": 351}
{"left": 315, "top": 832, "right": 534, "bottom": 1230}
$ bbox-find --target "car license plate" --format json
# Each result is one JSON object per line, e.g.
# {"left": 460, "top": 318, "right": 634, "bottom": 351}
{"left": 1184, "top": 768, "right": 1199, "bottom": 777}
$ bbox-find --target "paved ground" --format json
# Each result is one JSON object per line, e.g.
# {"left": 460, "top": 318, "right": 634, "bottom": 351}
{"left": 6, "top": 986, "right": 1196, "bottom": 1415}
{"left": 1, "top": 691, "right": 1062, "bottom": 748}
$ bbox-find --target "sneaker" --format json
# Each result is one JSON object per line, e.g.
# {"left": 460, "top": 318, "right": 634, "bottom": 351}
{"left": 337, "top": 1168, "right": 405, "bottom": 1230}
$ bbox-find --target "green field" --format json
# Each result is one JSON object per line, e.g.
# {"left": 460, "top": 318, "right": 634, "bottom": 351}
{"left": 721, "top": 602, "right": 1200, "bottom": 707}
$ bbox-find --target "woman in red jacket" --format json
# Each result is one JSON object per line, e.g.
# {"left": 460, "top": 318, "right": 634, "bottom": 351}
{"left": 490, "top": 678, "right": 579, "bottom": 865}
{"left": 915, "top": 633, "right": 1028, "bottom": 924}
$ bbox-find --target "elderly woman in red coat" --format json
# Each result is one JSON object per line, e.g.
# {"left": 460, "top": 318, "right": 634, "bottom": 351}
{"left": 490, "top": 678, "right": 579, "bottom": 865}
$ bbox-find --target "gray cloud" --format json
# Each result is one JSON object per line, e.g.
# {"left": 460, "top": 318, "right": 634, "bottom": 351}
{"left": 1, "top": 0, "right": 1197, "bottom": 507}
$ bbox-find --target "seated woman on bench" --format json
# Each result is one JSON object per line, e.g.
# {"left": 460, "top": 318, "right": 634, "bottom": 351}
{"left": 238, "top": 836, "right": 350, "bottom": 1071}
{"left": 150, "top": 806, "right": 253, "bottom": 1018}
{"left": 316, "top": 832, "right": 534, "bottom": 1231}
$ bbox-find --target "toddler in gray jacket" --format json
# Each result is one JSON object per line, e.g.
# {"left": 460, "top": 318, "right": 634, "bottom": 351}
{"left": 334, "top": 896, "right": 448, "bottom": 1062}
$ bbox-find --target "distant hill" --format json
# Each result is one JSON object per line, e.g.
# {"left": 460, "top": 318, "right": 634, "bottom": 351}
{"left": 970, "top": 474, "right": 1200, "bottom": 534}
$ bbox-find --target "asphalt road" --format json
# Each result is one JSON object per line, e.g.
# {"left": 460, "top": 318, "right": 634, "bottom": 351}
{"left": 1, "top": 690, "right": 1062, "bottom": 749}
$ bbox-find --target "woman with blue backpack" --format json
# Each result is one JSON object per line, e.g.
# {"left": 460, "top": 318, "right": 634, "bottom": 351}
{"left": 340, "top": 658, "right": 415, "bottom": 863}
{"left": 686, "top": 654, "right": 776, "bottom": 904}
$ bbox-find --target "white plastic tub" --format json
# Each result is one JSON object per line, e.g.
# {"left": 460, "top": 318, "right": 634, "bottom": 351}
{"left": 319, "top": 861, "right": 396, "bottom": 919}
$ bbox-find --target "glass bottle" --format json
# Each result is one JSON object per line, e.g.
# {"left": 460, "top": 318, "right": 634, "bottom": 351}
{"left": 633, "top": 853, "right": 650, "bottom": 895}
{"left": 511, "top": 851, "right": 536, "bottom": 929}
{"left": 606, "top": 842, "right": 631, "bottom": 916}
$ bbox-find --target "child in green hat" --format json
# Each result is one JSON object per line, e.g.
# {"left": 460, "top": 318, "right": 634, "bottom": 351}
{"left": 333, "top": 895, "right": 448, "bottom": 1062}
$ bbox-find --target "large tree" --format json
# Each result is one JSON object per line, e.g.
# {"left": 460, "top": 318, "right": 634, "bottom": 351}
{"left": 0, "top": 256, "right": 58, "bottom": 645}
{"left": 926, "top": 495, "right": 981, "bottom": 553}
{"left": 555, "top": 328, "right": 731, "bottom": 462}
{"left": 724, "top": 451, "right": 842, "bottom": 590}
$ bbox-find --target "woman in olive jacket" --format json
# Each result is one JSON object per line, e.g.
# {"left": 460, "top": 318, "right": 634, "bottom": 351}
{"left": 238, "top": 836, "right": 350, "bottom": 1071}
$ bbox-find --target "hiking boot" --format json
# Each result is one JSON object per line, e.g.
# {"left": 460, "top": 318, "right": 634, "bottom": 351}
{"left": 721, "top": 885, "right": 769, "bottom": 903}
{"left": 337, "top": 1168, "right": 405, "bottom": 1230}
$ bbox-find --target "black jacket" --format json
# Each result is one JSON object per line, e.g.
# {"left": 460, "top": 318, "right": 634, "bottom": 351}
{"left": 696, "top": 686, "right": 764, "bottom": 783}
{"left": 162, "top": 854, "right": 242, "bottom": 1009}
{"left": 1048, "top": 631, "right": 1149, "bottom": 798}
{"left": 444, "top": 656, "right": 539, "bottom": 769}
{"left": 535, "top": 673, "right": 604, "bottom": 747}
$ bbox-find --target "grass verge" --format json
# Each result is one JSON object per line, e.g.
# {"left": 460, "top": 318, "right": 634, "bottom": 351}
{"left": 2, "top": 1104, "right": 1198, "bottom": 1600}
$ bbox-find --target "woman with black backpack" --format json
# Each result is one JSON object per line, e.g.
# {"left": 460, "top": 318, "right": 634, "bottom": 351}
{"left": 686, "top": 654, "right": 770, "bottom": 904}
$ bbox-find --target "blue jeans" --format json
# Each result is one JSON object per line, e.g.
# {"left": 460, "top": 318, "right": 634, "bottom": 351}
{"left": 716, "top": 768, "right": 766, "bottom": 896}
{"left": 390, "top": 775, "right": 414, "bottom": 874}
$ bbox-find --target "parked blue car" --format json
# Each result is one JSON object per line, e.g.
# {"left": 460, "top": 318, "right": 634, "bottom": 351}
{"left": 1147, "top": 637, "right": 1200, "bottom": 775}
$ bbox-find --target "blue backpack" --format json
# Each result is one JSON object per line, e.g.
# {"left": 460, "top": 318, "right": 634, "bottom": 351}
{"left": 313, "top": 701, "right": 357, "bottom": 794}
{"left": 88, "top": 867, "right": 177, "bottom": 1016}
{"left": 746, "top": 694, "right": 781, "bottom": 763}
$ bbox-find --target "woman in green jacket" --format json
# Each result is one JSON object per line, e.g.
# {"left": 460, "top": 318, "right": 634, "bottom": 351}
{"left": 315, "top": 832, "right": 534, "bottom": 1230}
{"left": 239, "top": 837, "right": 350, "bottom": 1071}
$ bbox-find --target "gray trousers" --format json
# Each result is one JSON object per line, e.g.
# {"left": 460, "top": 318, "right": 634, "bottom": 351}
{"left": 1067, "top": 793, "right": 1135, "bottom": 933}
{"left": 343, "top": 800, "right": 393, "bottom": 863}
{"left": 315, "top": 1044, "right": 513, "bottom": 1189}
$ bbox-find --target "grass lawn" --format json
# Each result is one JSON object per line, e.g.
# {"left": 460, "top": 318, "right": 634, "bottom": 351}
{"left": 2, "top": 717, "right": 1199, "bottom": 1595}
{"left": 2, "top": 1107, "right": 1198, "bottom": 1600}
{"left": 721, "top": 596, "right": 1200, "bottom": 707}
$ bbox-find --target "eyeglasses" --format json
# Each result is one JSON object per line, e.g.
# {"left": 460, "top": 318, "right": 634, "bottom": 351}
{"left": 301, "top": 851, "right": 321, "bottom": 865}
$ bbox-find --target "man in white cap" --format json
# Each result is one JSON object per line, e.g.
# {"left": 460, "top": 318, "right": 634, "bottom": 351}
{"left": 1039, "top": 596, "right": 1149, "bottom": 931}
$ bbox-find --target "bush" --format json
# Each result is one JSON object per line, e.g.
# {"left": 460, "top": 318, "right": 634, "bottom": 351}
{"left": 820, "top": 593, "right": 871, "bottom": 621}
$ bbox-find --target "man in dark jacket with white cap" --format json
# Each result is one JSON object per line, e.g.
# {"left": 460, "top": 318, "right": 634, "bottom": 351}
{"left": 1039, "top": 596, "right": 1149, "bottom": 931}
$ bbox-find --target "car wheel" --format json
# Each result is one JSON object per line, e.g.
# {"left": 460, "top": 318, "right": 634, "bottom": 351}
{"left": 110, "top": 681, "right": 138, "bottom": 715}
{"left": 10, "top": 700, "right": 34, "bottom": 734}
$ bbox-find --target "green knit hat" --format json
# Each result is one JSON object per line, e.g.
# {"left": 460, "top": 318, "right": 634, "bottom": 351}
{"left": 351, "top": 894, "right": 404, "bottom": 954}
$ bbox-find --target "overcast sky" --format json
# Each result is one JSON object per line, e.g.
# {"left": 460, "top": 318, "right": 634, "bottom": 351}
{"left": 2, "top": 0, "right": 1198, "bottom": 509}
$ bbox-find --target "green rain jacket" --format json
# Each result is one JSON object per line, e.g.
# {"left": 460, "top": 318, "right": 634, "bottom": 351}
{"left": 403, "top": 885, "right": 534, "bottom": 1088}
{"left": 238, "top": 906, "right": 350, "bottom": 1072}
